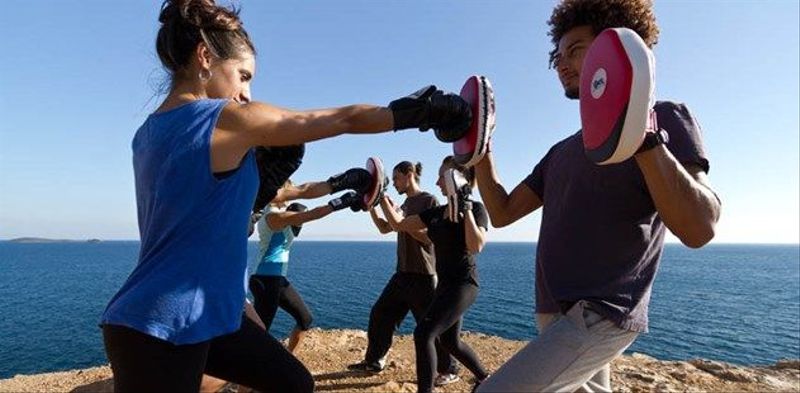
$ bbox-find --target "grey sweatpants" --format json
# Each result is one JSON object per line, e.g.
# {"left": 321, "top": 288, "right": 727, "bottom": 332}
{"left": 477, "top": 301, "right": 639, "bottom": 392}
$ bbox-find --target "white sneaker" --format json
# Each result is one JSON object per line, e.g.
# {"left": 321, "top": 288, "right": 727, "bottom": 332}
{"left": 434, "top": 373, "right": 460, "bottom": 386}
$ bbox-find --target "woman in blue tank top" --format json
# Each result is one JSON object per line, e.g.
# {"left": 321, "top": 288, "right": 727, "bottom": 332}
{"left": 99, "top": 1, "right": 472, "bottom": 392}
{"left": 250, "top": 180, "right": 363, "bottom": 355}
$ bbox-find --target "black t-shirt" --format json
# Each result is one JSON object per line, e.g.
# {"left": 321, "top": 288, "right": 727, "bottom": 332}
{"left": 523, "top": 101, "right": 709, "bottom": 332}
{"left": 419, "top": 201, "right": 489, "bottom": 284}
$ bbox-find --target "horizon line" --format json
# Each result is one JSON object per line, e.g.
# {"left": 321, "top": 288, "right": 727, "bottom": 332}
{"left": 2, "top": 237, "right": 799, "bottom": 246}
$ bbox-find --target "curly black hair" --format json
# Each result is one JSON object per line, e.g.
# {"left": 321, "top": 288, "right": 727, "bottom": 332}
{"left": 547, "top": 0, "right": 660, "bottom": 67}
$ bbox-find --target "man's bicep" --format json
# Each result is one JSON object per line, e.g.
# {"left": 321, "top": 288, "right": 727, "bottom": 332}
{"left": 685, "top": 164, "right": 707, "bottom": 183}
{"left": 506, "top": 182, "right": 543, "bottom": 223}
{"left": 658, "top": 102, "right": 709, "bottom": 173}
{"left": 685, "top": 164, "right": 720, "bottom": 204}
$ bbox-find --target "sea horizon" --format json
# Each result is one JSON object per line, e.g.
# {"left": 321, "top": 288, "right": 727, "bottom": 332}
{"left": 4, "top": 238, "right": 799, "bottom": 246}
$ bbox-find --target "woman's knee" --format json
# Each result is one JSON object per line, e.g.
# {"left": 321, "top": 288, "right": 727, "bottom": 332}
{"left": 298, "top": 313, "right": 313, "bottom": 331}
{"left": 370, "top": 298, "right": 393, "bottom": 319}
{"left": 414, "top": 323, "right": 436, "bottom": 343}
{"left": 438, "top": 334, "right": 459, "bottom": 351}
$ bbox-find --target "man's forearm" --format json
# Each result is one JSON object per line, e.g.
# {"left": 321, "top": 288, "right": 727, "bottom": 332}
{"left": 475, "top": 153, "right": 512, "bottom": 226}
{"left": 369, "top": 208, "right": 393, "bottom": 234}
{"left": 379, "top": 197, "right": 402, "bottom": 228}
{"left": 635, "top": 146, "right": 721, "bottom": 248}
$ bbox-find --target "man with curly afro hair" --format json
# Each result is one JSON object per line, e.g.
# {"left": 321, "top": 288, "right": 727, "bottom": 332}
{"left": 474, "top": 1, "right": 721, "bottom": 391}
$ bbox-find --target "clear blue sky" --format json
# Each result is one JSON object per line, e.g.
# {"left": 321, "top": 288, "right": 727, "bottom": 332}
{"left": 1, "top": 0, "right": 798, "bottom": 243}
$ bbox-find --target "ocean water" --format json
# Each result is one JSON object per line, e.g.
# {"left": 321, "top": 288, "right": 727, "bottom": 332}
{"left": 0, "top": 241, "right": 797, "bottom": 378}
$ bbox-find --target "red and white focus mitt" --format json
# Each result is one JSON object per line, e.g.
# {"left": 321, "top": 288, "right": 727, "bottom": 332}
{"left": 580, "top": 28, "right": 656, "bottom": 165}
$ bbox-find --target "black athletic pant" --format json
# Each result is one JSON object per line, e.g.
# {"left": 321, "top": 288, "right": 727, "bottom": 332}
{"left": 102, "top": 311, "right": 313, "bottom": 393}
{"left": 250, "top": 275, "right": 313, "bottom": 331}
{"left": 366, "top": 272, "right": 456, "bottom": 374}
{"left": 414, "top": 279, "right": 487, "bottom": 393}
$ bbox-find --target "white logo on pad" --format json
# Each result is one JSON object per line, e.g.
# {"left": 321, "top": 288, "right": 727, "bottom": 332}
{"left": 591, "top": 68, "right": 607, "bottom": 99}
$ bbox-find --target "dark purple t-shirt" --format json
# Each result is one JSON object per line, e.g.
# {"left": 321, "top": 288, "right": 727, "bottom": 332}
{"left": 523, "top": 101, "right": 708, "bottom": 332}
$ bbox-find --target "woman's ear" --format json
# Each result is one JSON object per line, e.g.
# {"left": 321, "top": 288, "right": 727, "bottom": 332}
{"left": 195, "top": 42, "right": 213, "bottom": 70}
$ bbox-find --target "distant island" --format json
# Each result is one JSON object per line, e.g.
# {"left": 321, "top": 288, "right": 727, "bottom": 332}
{"left": 8, "top": 238, "right": 102, "bottom": 244}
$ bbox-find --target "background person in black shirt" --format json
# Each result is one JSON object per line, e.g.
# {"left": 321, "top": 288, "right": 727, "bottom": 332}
{"left": 349, "top": 161, "right": 459, "bottom": 386}
{"left": 380, "top": 156, "right": 490, "bottom": 393}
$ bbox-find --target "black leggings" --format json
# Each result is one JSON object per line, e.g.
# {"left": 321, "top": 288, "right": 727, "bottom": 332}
{"left": 414, "top": 280, "right": 487, "bottom": 393}
{"left": 250, "top": 275, "right": 313, "bottom": 331}
{"left": 102, "top": 312, "right": 313, "bottom": 393}
{"left": 366, "top": 272, "right": 456, "bottom": 374}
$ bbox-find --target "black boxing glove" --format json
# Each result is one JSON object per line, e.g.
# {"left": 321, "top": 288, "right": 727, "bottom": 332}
{"left": 252, "top": 144, "right": 305, "bottom": 213}
{"left": 430, "top": 91, "right": 473, "bottom": 142}
{"left": 286, "top": 202, "right": 308, "bottom": 236}
{"left": 389, "top": 86, "right": 472, "bottom": 141}
{"left": 328, "top": 191, "right": 363, "bottom": 212}
{"left": 327, "top": 168, "right": 372, "bottom": 194}
{"left": 458, "top": 189, "right": 473, "bottom": 216}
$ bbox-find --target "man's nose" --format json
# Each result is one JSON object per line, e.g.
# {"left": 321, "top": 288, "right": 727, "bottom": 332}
{"left": 557, "top": 60, "right": 570, "bottom": 76}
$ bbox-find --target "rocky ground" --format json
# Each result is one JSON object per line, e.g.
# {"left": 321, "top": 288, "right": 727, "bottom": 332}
{"left": 1, "top": 328, "right": 798, "bottom": 392}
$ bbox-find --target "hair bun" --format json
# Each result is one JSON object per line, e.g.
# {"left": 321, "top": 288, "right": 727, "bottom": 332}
{"left": 159, "top": 0, "right": 241, "bottom": 31}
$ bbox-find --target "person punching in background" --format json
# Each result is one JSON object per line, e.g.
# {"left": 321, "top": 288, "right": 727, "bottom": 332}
{"left": 349, "top": 161, "right": 461, "bottom": 387}
{"left": 380, "top": 157, "right": 491, "bottom": 393}
{"left": 250, "top": 178, "right": 368, "bottom": 354}
{"left": 248, "top": 162, "right": 383, "bottom": 235}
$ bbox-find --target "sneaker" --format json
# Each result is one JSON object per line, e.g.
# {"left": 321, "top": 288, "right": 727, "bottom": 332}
{"left": 347, "top": 360, "right": 384, "bottom": 373}
{"left": 434, "top": 373, "right": 460, "bottom": 386}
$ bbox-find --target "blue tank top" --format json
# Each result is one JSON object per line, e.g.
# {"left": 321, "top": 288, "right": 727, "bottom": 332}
{"left": 254, "top": 205, "right": 295, "bottom": 277}
{"left": 100, "top": 99, "right": 258, "bottom": 345}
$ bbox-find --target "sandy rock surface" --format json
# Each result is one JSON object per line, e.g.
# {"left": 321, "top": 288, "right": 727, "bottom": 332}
{"left": 1, "top": 329, "right": 798, "bottom": 392}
